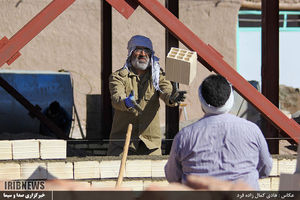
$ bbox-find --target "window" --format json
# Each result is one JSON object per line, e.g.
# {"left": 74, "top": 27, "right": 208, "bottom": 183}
{"left": 238, "top": 10, "right": 300, "bottom": 29}
{"left": 239, "top": 14, "right": 261, "bottom": 27}
{"left": 287, "top": 14, "right": 300, "bottom": 27}
{"left": 237, "top": 10, "right": 300, "bottom": 89}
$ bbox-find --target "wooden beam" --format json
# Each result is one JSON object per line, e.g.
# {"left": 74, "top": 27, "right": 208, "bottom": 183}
{"left": 261, "top": 0, "right": 279, "bottom": 154}
{"left": 165, "top": 0, "right": 179, "bottom": 155}
{"left": 101, "top": 0, "right": 113, "bottom": 139}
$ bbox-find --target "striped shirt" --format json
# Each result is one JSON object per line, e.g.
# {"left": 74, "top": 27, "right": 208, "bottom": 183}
{"left": 164, "top": 113, "right": 272, "bottom": 190}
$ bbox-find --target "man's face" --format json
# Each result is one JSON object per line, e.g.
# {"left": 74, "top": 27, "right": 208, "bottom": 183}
{"left": 131, "top": 46, "right": 151, "bottom": 71}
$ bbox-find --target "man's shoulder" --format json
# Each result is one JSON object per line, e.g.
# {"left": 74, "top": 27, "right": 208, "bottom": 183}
{"left": 112, "top": 68, "right": 129, "bottom": 77}
{"left": 230, "top": 113, "right": 258, "bottom": 124}
{"left": 177, "top": 119, "right": 204, "bottom": 137}
{"left": 202, "top": 113, "right": 260, "bottom": 130}
{"left": 224, "top": 113, "right": 262, "bottom": 131}
{"left": 173, "top": 119, "right": 206, "bottom": 147}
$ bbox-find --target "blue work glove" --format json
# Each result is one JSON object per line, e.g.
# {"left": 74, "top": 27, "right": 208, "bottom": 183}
{"left": 124, "top": 90, "right": 135, "bottom": 108}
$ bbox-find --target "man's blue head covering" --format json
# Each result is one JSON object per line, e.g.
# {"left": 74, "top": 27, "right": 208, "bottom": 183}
{"left": 127, "top": 35, "right": 153, "bottom": 55}
{"left": 123, "top": 35, "right": 161, "bottom": 92}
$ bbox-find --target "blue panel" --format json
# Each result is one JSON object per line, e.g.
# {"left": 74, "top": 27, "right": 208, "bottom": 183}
{"left": 0, "top": 70, "right": 73, "bottom": 135}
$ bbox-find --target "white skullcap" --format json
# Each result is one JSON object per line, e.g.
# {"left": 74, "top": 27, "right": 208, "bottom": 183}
{"left": 198, "top": 81, "right": 234, "bottom": 115}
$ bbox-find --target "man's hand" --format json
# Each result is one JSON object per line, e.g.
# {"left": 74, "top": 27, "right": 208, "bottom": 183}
{"left": 186, "top": 175, "right": 253, "bottom": 191}
{"left": 124, "top": 90, "right": 135, "bottom": 108}
{"left": 169, "top": 90, "right": 187, "bottom": 104}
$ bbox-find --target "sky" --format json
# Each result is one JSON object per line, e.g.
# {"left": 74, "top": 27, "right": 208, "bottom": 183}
{"left": 238, "top": 31, "right": 300, "bottom": 89}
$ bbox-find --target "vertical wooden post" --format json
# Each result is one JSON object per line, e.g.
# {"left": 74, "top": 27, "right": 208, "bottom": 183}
{"left": 116, "top": 124, "right": 132, "bottom": 188}
{"left": 261, "top": 0, "right": 279, "bottom": 153}
{"left": 101, "top": 0, "right": 113, "bottom": 139}
{"left": 165, "top": 0, "right": 179, "bottom": 154}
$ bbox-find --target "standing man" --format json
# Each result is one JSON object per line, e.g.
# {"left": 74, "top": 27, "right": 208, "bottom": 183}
{"left": 165, "top": 74, "right": 272, "bottom": 190}
{"left": 107, "top": 35, "right": 186, "bottom": 156}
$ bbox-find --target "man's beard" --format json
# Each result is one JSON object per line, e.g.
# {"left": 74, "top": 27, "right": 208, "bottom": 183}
{"left": 131, "top": 56, "right": 150, "bottom": 70}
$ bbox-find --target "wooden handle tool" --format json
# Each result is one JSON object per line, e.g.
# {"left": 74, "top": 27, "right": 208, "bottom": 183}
{"left": 115, "top": 123, "right": 132, "bottom": 188}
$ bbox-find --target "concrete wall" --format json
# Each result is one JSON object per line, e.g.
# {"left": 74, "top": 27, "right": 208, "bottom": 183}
{"left": 0, "top": 0, "right": 241, "bottom": 138}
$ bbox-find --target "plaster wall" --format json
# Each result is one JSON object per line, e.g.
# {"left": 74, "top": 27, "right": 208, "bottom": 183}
{"left": 0, "top": 0, "right": 241, "bottom": 138}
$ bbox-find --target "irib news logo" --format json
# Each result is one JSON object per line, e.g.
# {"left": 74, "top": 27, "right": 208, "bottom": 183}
{"left": 4, "top": 181, "right": 45, "bottom": 190}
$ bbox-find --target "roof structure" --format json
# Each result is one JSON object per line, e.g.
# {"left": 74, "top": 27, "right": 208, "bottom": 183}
{"left": 242, "top": 0, "right": 300, "bottom": 10}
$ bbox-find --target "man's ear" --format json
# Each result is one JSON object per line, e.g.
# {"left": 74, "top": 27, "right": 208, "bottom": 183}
{"left": 201, "top": 106, "right": 206, "bottom": 114}
{"left": 129, "top": 53, "right": 136, "bottom": 62}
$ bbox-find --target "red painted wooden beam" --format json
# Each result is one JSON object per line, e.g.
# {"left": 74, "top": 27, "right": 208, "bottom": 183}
{"left": 106, "top": 0, "right": 300, "bottom": 142}
{"left": 106, "top": 0, "right": 138, "bottom": 19}
{"left": 0, "top": 0, "right": 75, "bottom": 67}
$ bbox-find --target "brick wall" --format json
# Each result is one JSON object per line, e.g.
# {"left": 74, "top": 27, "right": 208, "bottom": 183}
{"left": 0, "top": 151, "right": 296, "bottom": 191}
